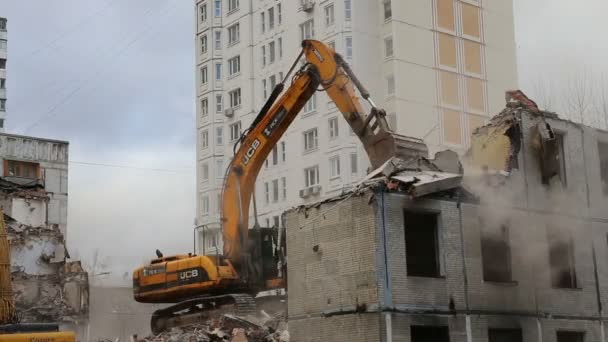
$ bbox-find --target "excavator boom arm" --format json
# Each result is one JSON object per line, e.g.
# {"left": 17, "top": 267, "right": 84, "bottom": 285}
{"left": 222, "top": 40, "right": 426, "bottom": 271}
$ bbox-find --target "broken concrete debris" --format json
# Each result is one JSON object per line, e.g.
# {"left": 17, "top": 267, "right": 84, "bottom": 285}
{"left": 138, "top": 313, "right": 288, "bottom": 342}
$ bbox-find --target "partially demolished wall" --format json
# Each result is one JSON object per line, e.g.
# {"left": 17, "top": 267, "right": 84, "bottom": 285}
{"left": 285, "top": 95, "right": 608, "bottom": 342}
{"left": 0, "top": 133, "right": 88, "bottom": 331}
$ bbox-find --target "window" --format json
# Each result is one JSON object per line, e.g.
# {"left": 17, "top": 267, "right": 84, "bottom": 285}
{"left": 437, "top": 0, "right": 455, "bottom": 31}
{"left": 0, "top": 59, "right": 5, "bottom": 70}
{"left": 547, "top": 227, "right": 577, "bottom": 289}
{"left": 344, "top": 0, "right": 352, "bottom": 21}
{"left": 0, "top": 79, "right": 4, "bottom": 89}
{"left": 0, "top": 99, "right": 5, "bottom": 112}
{"left": 202, "top": 163, "right": 209, "bottom": 180}
{"left": 541, "top": 133, "right": 567, "bottom": 186}
{"left": 404, "top": 211, "right": 441, "bottom": 277}
{"left": 411, "top": 326, "right": 449, "bottom": 342}
{"left": 228, "top": 55, "right": 240, "bottom": 76}
{"left": 440, "top": 71, "right": 460, "bottom": 106}
{"left": 481, "top": 223, "right": 512, "bottom": 282}
{"left": 461, "top": 3, "right": 481, "bottom": 39}
{"left": 261, "top": 12, "right": 265, "bottom": 33}
{"left": 214, "top": 0, "right": 221, "bottom": 17}
{"left": 200, "top": 3, "right": 208, "bottom": 22}
{"left": 261, "top": 46, "right": 266, "bottom": 66}
{"left": 4, "top": 160, "right": 40, "bottom": 179}
{"left": 556, "top": 332, "right": 585, "bottom": 342}
{"left": 202, "top": 196, "right": 209, "bottom": 214}
{"left": 264, "top": 182, "right": 270, "bottom": 203}
{"left": 201, "top": 130, "right": 209, "bottom": 149}
{"left": 303, "top": 128, "right": 318, "bottom": 152}
{"left": 438, "top": 33, "right": 457, "bottom": 69}
{"left": 268, "top": 8, "right": 275, "bottom": 29}
{"left": 269, "top": 75, "right": 277, "bottom": 89}
{"left": 215, "top": 94, "right": 223, "bottom": 113}
{"left": 215, "top": 31, "right": 222, "bottom": 50}
{"left": 0, "top": 40, "right": 6, "bottom": 50}
{"left": 345, "top": 36, "right": 353, "bottom": 59}
{"left": 228, "top": 0, "right": 239, "bottom": 12}
{"left": 466, "top": 77, "right": 485, "bottom": 112}
{"left": 442, "top": 109, "right": 462, "bottom": 145}
{"left": 200, "top": 66, "right": 208, "bottom": 84}
{"left": 216, "top": 159, "right": 224, "bottom": 177}
{"left": 384, "top": 36, "right": 393, "bottom": 58}
{"left": 464, "top": 40, "right": 482, "bottom": 75}
{"left": 281, "top": 177, "right": 287, "bottom": 199}
{"left": 228, "top": 23, "right": 240, "bottom": 45}
{"left": 277, "top": 4, "right": 282, "bottom": 25}
{"left": 215, "top": 63, "right": 222, "bottom": 80}
{"left": 201, "top": 35, "right": 208, "bottom": 54}
{"left": 230, "top": 121, "right": 242, "bottom": 141}
{"left": 216, "top": 127, "right": 223, "bottom": 145}
{"left": 383, "top": 0, "right": 392, "bottom": 20}
{"left": 329, "top": 117, "right": 339, "bottom": 139}
{"left": 262, "top": 79, "right": 267, "bottom": 99}
{"left": 229, "top": 88, "right": 241, "bottom": 108}
{"left": 304, "top": 93, "right": 316, "bottom": 112}
{"left": 350, "top": 153, "right": 358, "bottom": 173}
{"left": 387, "top": 75, "right": 395, "bottom": 95}
{"left": 273, "top": 215, "right": 280, "bottom": 228}
{"left": 330, "top": 156, "right": 340, "bottom": 178}
{"left": 325, "top": 4, "right": 335, "bottom": 26}
{"left": 281, "top": 141, "right": 286, "bottom": 162}
{"left": 272, "top": 179, "right": 279, "bottom": 202}
{"left": 278, "top": 37, "right": 283, "bottom": 59}
{"left": 272, "top": 146, "right": 278, "bottom": 165}
{"left": 599, "top": 142, "right": 608, "bottom": 196}
{"left": 488, "top": 329, "right": 522, "bottom": 342}
{"left": 300, "top": 20, "right": 315, "bottom": 40}
{"left": 304, "top": 166, "right": 320, "bottom": 187}
{"left": 269, "top": 41, "right": 276, "bottom": 63}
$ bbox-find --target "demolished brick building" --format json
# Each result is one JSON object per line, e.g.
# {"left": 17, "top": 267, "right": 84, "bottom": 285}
{"left": 285, "top": 97, "right": 608, "bottom": 342}
{"left": 0, "top": 133, "right": 89, "bottom": 335}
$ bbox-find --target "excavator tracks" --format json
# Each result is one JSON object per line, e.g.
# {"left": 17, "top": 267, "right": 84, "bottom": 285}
{"left": 150, "top": 294, "right": 256, "bottom": 334}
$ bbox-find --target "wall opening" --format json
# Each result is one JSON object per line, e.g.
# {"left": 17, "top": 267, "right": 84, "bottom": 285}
{"left": 481, "top": 223, "right": 512, "bottom": 282}
{"left": 488, "top": 328, "right": 522, "bottom": 342}
{"left": 404, "top": 210, "right": 441, "bottom": 277}
{"left": 599, "top": 141, "right": 608, "bottom": 196}
{"left": 547, "top": 227, "right": 578, "bottom": 289}
{"left": 411, "top": 325, "right": 450, "bottom": 342}
{"left": 541, "top": 132, "right": 567, "bottom": 187}
{"left": 556, "top": 331, "right": 585, "bottom": 342}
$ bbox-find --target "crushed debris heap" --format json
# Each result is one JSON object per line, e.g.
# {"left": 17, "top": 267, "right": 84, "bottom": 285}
{"left": 285, "top": 92, "right": 608, "bottom": 341}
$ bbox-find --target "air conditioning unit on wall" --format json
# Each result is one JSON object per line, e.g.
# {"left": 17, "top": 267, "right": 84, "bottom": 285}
{"left": 310, "top": 185, "right": 322, "bottom": 195}
{"left": 299, "top": 188, "right": 311, "bottom": 198}
{"left": 224, "top": 108, "right": 234, "bottom": 117}
{"left": 301, "top": 0, "right": 315, "bottom": 12}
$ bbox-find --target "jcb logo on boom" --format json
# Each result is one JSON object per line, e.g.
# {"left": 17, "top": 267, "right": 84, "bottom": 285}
{"left": 179, "top": 269, "right": 199, "bottom": 280}
{"left": 242, "top": 139, "right": 261, "bottom": 166}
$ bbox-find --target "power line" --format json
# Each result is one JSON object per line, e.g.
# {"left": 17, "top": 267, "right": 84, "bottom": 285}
{"left": 21, "top": 0, "right": 178, "bottom": 134}
{"left": 69, "top": 160, "right": 193, "bottom": 173}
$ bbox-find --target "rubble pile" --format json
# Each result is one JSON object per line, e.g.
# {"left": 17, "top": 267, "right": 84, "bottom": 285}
{"left": 139, "top": 312, "right": 288, "bottom": 342}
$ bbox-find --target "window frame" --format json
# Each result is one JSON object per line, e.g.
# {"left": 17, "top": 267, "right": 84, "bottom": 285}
{"left": 228, "top": 55, "right": 241, "bottom": 76}
{"left": 304, "top": 166, "right": 320, "bottom": 187}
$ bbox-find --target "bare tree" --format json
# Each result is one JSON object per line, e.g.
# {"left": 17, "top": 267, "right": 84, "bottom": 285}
{"left": 593, "top": 74, "right": 608, "bottom": 130}
{"left": 530, "top": 78, "right": 557, "bottom": 112}
{"left": 563, "top": 69, "right": 594, "bottom": 125}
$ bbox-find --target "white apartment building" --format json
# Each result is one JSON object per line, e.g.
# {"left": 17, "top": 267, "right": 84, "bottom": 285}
{"left": 194, "top": 0, "right": 518, "bottom": 254}
{"left": 0, "top": 17, "right": 6, "bottom": 130}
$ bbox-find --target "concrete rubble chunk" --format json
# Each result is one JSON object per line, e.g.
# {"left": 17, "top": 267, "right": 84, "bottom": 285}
{"left": 138, "top": 313, "right": 288, "bottom": 342}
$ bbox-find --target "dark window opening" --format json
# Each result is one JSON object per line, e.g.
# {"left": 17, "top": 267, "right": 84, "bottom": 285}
{"left": 548, "top": 228, "right": 578, "bottom": 289}
{"left": 411, "top": 326, "right": 450, "bottom": 342}
{"left": 557, "top": 331, "right": 585, "bottom": 342}
{"left": 481, "top": 223, "right": 512, "bottom": 282}
{"left": 0, "top": 59, "right": 5, "bottom": 69}
{"left": 541, "top": 132, "right": 567, "bottom": 186}
{"left": 404, "top": 211, "right": 441, "bottom": 277}
{"left": 599, "top": 141, "right": 608, "bottom": 196}
{"left": 4, "top": 160, "right": 40, "bottom": 179}
{"left": 489, "top": 328, "right": 522, "bottom": 342}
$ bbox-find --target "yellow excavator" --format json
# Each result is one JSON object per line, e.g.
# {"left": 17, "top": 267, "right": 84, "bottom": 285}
{"left": 132, "top": 40, "right": 427, "bottom": 333}
{"left": 0, "top": 209, "right": 76, "bottom": 342}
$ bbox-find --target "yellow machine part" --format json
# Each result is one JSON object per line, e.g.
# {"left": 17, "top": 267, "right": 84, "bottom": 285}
{"left": 0, "top": 331, "right": 76, "bottom": 342}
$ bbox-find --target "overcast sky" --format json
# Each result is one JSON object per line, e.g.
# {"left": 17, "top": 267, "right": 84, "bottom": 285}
{"left": 0, "top": 0, "right": 605, "bottom": 285}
